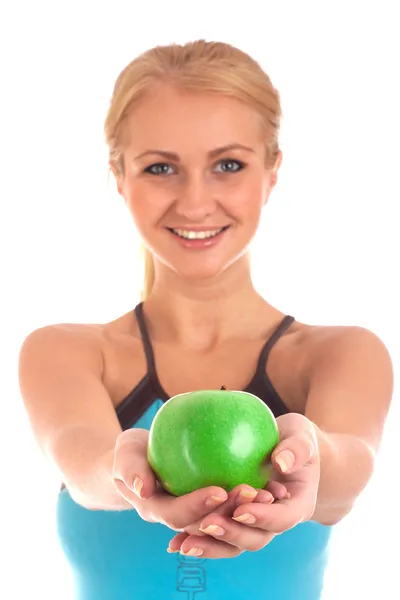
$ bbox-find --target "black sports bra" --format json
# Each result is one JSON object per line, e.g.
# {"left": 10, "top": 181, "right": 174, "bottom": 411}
{"left": 116, "top": 303, "right": 296, "bottom": 430}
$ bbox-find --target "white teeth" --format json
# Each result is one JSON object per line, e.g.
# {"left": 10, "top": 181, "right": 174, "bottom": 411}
{"left": 171, "top": 227, "right": 225, "bottom": 240}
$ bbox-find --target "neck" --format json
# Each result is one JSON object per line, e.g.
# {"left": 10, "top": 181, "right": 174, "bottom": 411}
{"left": 142, "top": 256, "right": 279, "bottom": 349}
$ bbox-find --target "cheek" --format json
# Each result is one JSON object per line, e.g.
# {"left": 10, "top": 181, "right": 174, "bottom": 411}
{"left": 124, "top": 181, "right": 169, "bottom": 224}
{"left": 227, "top": 180, "right": 266, "bottom": 216}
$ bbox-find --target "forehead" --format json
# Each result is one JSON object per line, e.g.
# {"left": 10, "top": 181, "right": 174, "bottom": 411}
{"left": 124, "top": 86, "right": 264, "bottom": 152}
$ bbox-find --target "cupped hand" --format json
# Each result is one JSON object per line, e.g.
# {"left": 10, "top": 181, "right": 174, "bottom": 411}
{"left": 112, "top": 428, "right": 230, "bottom": 530}
{"left": 168, "top": 413, "right": 320, "bottom": 558}
{"left": 112, "top": 428, "right": 288, "bottom": 533}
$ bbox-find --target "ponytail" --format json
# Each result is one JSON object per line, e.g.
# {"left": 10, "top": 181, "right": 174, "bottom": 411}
{"left": 140, "top": 245, "right": 155, "bottom": 301}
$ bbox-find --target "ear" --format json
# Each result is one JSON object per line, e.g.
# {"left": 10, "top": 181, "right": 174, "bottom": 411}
{"left": 263, "top": 150, "right": 282, "bottom": 206}
{"left": 109, "top": 161, "right": 124, "bottom": 196}
{"left": 270, "top": 150, "right": 283, "bottom": 188}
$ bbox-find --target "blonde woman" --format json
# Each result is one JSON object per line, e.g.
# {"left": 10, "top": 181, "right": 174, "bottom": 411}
{"left": 19, "top": 40, "right": 393, "bottom": 600}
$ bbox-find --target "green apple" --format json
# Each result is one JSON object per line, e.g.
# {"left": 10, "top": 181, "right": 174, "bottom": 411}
{"left": 147, "top": 387, "right": 279, "bottom": 496}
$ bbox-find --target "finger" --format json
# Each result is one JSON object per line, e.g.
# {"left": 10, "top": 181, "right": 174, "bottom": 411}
{"left": 151, "top": 486, "right": 229, "bottom": 531}
{"left": 232, "top": 499, "right": 302, "bottom": 534}
{"left": 272, "top": 433, "right": 316, "bottom": 475}
{"left": 181, "top": 485, "right": 265, "bottom": 537}
{"left": 230, "top": 484, "right": 273, "bottom": 508}
{"left": 167, "top": 532, "right": 189, "bottom": 553}
{"left": 265, "top": 480, "right": 290, "bottom": 500}
{"left": 273, "top": 414, "right": 318, "bottom": 475}
{"left": 254, "top": 489, "right": 276, "bottom": 503}
{"left": 198, "top": 514, "right": 275, "bottom": 552}
{"left": 179, "top": 534, "right": 243, "bottom": 559}
{"left": 112, "top": 428, "right": 157, "bottom": 500}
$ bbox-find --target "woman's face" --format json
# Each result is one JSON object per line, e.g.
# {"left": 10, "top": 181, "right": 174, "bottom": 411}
{"left": 112, "top": 85, "right": 281, "bottom": 282}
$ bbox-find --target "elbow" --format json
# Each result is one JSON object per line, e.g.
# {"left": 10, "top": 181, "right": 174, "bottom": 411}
{"left": 357, "top": 439, "right": 377, "bottom": 491}
{"left": 324, "top": 503, "right": 355, "bottom": 525}
{"left": 313, "top": 501, "right": 355, "bottom": 526}
{"left": 61, "top": 481, "right": 99, "bottom": 511}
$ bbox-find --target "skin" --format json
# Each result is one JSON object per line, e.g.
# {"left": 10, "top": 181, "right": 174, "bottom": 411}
{"left": 110, "top": 85, "right": 393, "bottom": 557}
{"left": 19, "top": 84, "right": 393, "bottom": 561}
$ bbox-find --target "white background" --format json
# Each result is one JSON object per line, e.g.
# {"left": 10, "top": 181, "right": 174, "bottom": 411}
{"left": 1, "top": 1, "right": 399, "bottom": 598}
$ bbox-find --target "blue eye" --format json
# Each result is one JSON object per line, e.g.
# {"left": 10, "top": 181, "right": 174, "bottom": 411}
{"left": 145, "top": 163, "right": 174, "bottom": 175}
{"left": 215, "top": 159, "right": 244, "bottom": 173}
{"left": 144, "top": 159, "right": 245, "bottom": 176}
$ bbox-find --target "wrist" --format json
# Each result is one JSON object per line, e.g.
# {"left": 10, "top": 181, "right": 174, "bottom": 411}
{"left": 309, "top": 426, "right": 375, "bottom": 524}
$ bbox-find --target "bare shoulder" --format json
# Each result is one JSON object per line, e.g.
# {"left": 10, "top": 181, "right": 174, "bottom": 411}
{"left": 19, "top": 309, "right": 135, "bottom": 364}
{"left": 18, "top": 310, "right": 143, "bottom": 409}
{"left": 293, "top": 322, "right": 393, "bottom": 452}
{"left": 302, "top": 323, "right": 393, "bottom": 370}
{"left": 19, "top": 321, "right": 105, "bottom": 370}
{"left": 18, "top": 324, "right": 106, "bottom": 419}
{"left": 299, "top": 323, "right": 394, "bottom": 414}
{"left": 18, "top": 319, "right": 130, "bottom": 483}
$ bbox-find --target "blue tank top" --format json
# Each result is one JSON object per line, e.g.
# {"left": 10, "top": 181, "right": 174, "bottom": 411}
{"left": 56, "top": 304, "right": 332, "bottom": 599}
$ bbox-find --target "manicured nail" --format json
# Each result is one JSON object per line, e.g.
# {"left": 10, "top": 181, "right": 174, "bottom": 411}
{"left": 132, "top": 476, "right": 144, "bottom": 498}
{"left": 275, "top": 450, "right": 295, "bottom": 473}
{"left": 263, "top": 493, "right": 275, "bottom": 504}
{"left": 233, "top": 513, "right": 256, "bottom": 524}
{"left": 200, "top": 524, "right": 225, "bottom": 536}
{"left": 205, "top": 495, "right": 226, "bottom": 508}
{"left": 182, "top": 547, "right": 204, "bottom": 557}
{"left": 239, "top": 489, "right": 258, "bottom": 501}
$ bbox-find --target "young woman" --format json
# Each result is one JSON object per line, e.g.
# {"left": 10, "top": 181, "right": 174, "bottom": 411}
{"left": 18, "top": 40, "right": 393, "bottom": 600}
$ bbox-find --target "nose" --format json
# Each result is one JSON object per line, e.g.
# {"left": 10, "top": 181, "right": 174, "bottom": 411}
{"left": 174, "top": 175, "right": 216, "bottom": 222}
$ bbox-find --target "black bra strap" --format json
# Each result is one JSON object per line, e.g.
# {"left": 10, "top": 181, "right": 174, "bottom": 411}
{"left": 134, "top": 302, "right": 157, "bottom": 376}
{"left": 135, "top": 302, "right": 295, "bottom": 392}
{"left": 254, "top": 315, "right": 295, "bottom": 374}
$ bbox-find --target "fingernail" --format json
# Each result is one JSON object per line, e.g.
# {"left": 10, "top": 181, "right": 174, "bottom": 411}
{"left": 233, "top": 513, "right": 256, "bottom": 524}
{"left": 275, "top": 450, "right": 295, "bottom": 473}
{"left": 263, "top": 493, "right": 275, "bottom": 504}
{"left": 132, "top": 476, "right": 144, "bottom": 498}
{"left": 167, "top": 546, "right": 179, "bottom": 553}
{"left": 284, "top": 492, "right": 291, "bottom": 499}
{"left": 205, "top": 495, "right": 226, "bottom": 508}
{"left": 239, "top": 489, "right": 258, "bottom": 501}
{"left": 182, "top": 547, "right": 204, "bottom": 557}
{"left": 200, "top": 524, "right": 225, "bottom": 536}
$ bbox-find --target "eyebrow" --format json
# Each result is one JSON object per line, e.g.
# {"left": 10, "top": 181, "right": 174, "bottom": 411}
{"left": 133, "top": 144, "right": 255, "bottom": 161}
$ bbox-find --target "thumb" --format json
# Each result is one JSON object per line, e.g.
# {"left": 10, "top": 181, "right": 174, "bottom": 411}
{"left": 271, "top": 432, "right": 316, "bottom": 474}
{"left": 112, "top": 428, "right": 157, "bottom": 501}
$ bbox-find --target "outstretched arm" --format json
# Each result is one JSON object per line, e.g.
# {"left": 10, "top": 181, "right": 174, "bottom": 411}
{"left": 168, "top": 326, "right": 393, "bottom": 558}
{"left": 303, "top": 326, "right": 393, "bottom": 523}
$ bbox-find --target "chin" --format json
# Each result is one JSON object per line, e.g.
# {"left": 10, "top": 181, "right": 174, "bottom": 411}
{"left": 166, "top": 253, "right": 247, "bottom": 284}
{"left": 152, "top": 232, "right": 252, "bottom": 284}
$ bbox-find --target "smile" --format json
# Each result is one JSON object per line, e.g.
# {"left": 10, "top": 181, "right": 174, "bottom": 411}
{"left": 168, "top": 226, "right": 229, "bottom": 240}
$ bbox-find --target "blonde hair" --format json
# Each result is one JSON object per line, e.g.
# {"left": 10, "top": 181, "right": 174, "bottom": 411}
{"left": 104, "top": 40, "right": 282, "bottom": 301}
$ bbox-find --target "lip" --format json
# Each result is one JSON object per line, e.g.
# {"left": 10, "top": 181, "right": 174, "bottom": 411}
{"left": 166, "top": 225, "right": 230, "bottom": 250}
{"left": 166, "top": 225, "right": 230, "bottom": 231}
